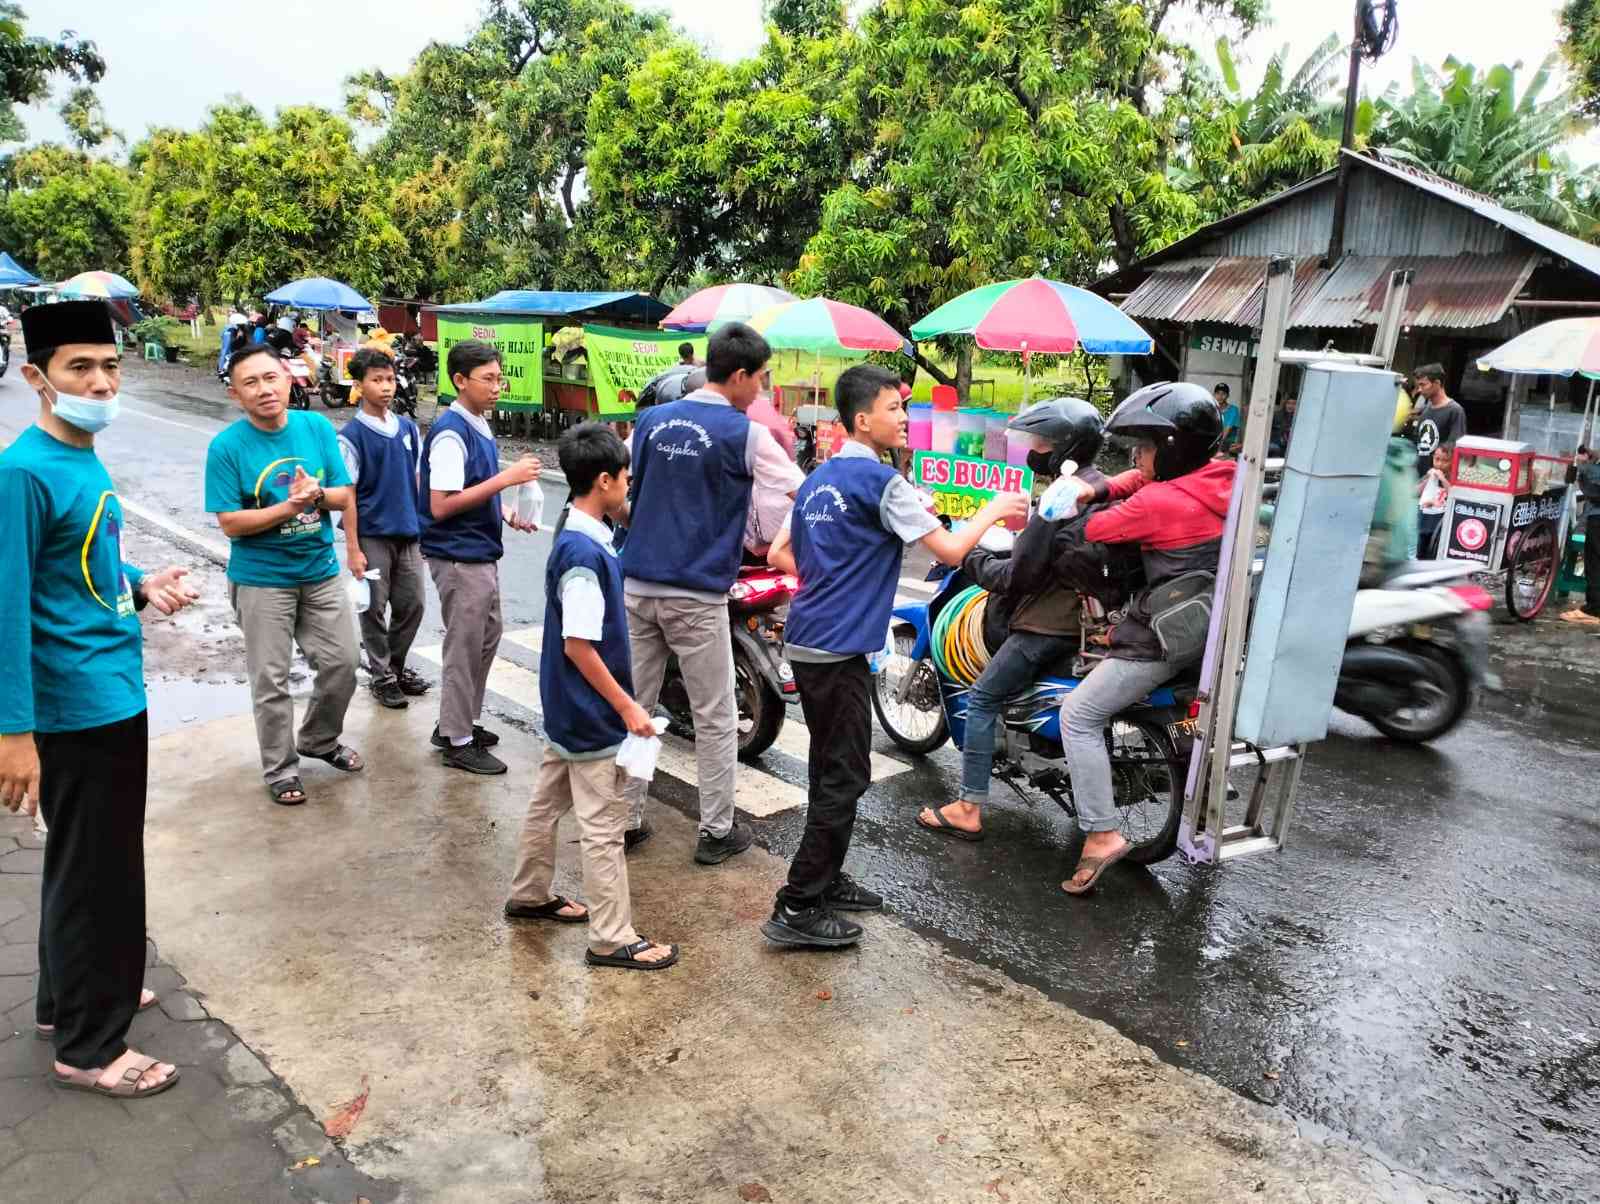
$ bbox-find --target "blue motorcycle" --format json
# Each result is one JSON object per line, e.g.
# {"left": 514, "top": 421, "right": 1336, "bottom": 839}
{"left": 871, "top": 569, "right": 1196, "bottom": 864}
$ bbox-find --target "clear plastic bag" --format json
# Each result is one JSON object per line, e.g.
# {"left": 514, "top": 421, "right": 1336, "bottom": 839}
{"left": 1037, "top": 472, "right": 1082, "bottom": 522}
{"left": 503, "top": 482, "right": 545, "bottom": 530}
{"left": 346, "top": 569, "right": 380, "bottom": 613}
{"left": 867, "top": 628, "right": 896, "bottom": 675}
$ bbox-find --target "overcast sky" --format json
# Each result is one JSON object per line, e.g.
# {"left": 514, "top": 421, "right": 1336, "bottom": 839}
{"left": 20, "top": 0, "right": 1597, "bottom": 161}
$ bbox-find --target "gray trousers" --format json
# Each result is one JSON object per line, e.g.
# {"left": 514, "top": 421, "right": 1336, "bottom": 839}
{"left": 426, "top": 558, "right": 503, "bottom": 743}
{"left": 622, "top": 593, "right": 736, "bottom": 838}
{"left": 357, "top": 535, "right": 426, "bottom": 680}
{"left": 230, "top": 575, "right": 359, "bottom": 786}
{"left": 1059, "top": 654, "right": 1176, "bottom": 833}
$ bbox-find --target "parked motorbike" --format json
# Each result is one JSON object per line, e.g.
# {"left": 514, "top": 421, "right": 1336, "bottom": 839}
{"left": 0, "top": 329, "right": 10, "bottom": 378}
{"left": 318, "top": 352, "right": 347, "bottom": 408}
{"left": 283, "top": 351, "right": 314, "bottom": 410}
{"left": 872, "top": 568, "right": 1194, "bottom": 865}
{"left": 659, "top": 564, "right": 799, "bottom": 762}
{"left": 1337, "top": 559, "right": 1490, "bottom": 742}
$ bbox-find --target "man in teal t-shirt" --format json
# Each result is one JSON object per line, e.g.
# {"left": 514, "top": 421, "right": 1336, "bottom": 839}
{"left": 0, "top": 301, "right": 199, "bottom": 1099}
{"left": 205, "top": 343, "right": 366, "bottom": 805}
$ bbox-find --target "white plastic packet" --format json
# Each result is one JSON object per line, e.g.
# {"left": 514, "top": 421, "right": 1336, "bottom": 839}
{"left": 616, "top": 715, "right": 671, "bottom": 781}
{"left": 867, "top": 627, "right": 896, "bottom": 675}
{"left": 503, "top": 482, "right": 545, "bottom": 530}
{"left": 346, "top": 568, "right": 381, "bottom": 614}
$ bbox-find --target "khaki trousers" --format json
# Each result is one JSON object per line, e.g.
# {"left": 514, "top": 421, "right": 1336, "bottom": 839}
{"left": 425, "top": 558, "right": 502, "bottom": 742}
{"left": 508, "top": 748, "right": 638, "bottom": 950}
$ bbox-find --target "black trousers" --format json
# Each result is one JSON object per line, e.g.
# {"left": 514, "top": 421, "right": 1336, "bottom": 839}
{"left": 1587, "top": 514, "right": 1600, "bottom": 613}
{"left": 778, "top": 657, "right": 872, "bottom": 909}
{"left": 35, "top": 711, "right": 148, "bottom": 1070}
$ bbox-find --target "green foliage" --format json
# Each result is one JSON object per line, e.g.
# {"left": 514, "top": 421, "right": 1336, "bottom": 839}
{"left": 130, "top": 315, "right": 178, "bottom": 346}
{"left": 0, "top": 2, "right": 105, "bottom": 147}
{"left": 58, "top": 85, "right": 120, "bottom": 150}
{"left": 129, "top": 103, "right": 414, "bottom": 306}
{"left": 0, "top": 143, "right": 131, "bottom": 279}
{"left": 1560, "top": 0, "right": 1600, "bottom": 120}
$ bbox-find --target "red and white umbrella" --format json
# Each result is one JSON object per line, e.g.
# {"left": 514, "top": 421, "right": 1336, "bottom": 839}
{"left": 659, "top": 283, "right": 796, "bottom": 332}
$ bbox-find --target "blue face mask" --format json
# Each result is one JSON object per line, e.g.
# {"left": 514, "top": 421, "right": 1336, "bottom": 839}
{"left": 48, "top": 385, "right": 120, "bottom": 434}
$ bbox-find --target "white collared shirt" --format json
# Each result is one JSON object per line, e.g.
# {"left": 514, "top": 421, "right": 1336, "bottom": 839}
{"left": 428, "top": 401, "right": 496, "bottom": 492}
{"left": 557, "top": 507, "right": 617, "bottom": 642}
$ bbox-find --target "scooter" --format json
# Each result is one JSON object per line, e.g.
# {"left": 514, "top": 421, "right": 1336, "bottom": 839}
{"left": 0, "top": 328, "right": 10, "bottom": 378}
{"left": 659, "top": 564, "right": 800, "bottom": 762}
{"left": 871, "top": 568, "right": 1195, "bottom": 865}
{"left": 1337, "top": 559, "right": 1490, "bottom": 742}
{"left": 283, "top": 351, "right": 315, "bottom": 410}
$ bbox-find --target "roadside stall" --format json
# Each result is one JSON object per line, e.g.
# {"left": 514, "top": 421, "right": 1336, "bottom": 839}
{"left": 424, "top": 290, "right": 670, "bottom": 436}
{"left": 1436, "top": 436, "right": 1569, "bottom": 619}
{"left": 261, "top": 277, "right": 377, "bottom": 407}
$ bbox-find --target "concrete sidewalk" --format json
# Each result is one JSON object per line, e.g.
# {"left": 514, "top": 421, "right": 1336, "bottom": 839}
{"left": 126, "top": 699, "right": 1461, "bottom": 1204}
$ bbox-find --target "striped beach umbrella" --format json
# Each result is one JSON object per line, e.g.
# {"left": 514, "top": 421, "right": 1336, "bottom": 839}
{"left": 57, "top": 270, "right": 140, "bottom": 300}
{"left": 736, "top": 297, "right": 909, "bottom": 356}
{"left": 910, "top": 277, "right": 1153, "bottom": 355}
{"left": 659, "top": 283, "right": 797, "bottom": 332}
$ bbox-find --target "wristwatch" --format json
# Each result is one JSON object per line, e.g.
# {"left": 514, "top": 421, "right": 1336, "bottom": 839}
{"left": 311, "top": 486, "right": 326, "bottom": 510}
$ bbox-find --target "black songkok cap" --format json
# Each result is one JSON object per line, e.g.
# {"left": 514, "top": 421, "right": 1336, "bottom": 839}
{"left": 21, "top": 300, "right": 117, "bottom": 352}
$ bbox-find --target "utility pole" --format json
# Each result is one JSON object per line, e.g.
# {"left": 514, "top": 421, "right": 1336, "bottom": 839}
{"left": 1324, "top": 1, "right": 1365, "bottom": 266}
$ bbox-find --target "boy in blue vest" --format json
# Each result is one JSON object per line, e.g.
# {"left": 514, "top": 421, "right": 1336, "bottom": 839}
{"left": 505, "top": 424, "right": 678, "bottom": 971}
{"left": 621, "top": 322, "right": 796, "bottom": 862}
{"left": 762, "top": 365, "right": 1027, "bottom": 948}
{"left": 337, "top": 347, "right": 428, "bottom": 710}
{"left": 420, "top": 340, "right": 542, "bottom": 775}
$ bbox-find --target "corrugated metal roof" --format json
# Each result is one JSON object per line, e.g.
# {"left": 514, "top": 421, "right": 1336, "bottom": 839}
{"left": 1116, "top": 252, "right": 1537, "bottom": 330}
{"left": 1121, "top": 259, "right": 1212, "bottom": 319}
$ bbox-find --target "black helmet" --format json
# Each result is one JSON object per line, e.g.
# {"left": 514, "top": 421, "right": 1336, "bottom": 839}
{"left": 1006, "top": 397, "right": 1103, "bottom": 477}
{"left": 1105, "top": 381, "right": 1222, "bottom": 480}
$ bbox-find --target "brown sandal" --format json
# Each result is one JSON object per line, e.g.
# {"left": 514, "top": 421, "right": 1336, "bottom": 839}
{"left": 54, "top": 1054, "right": 180, "bottom": 1099}
{"left": 1061, "top": 841, "right": 1131, "bottom": 896}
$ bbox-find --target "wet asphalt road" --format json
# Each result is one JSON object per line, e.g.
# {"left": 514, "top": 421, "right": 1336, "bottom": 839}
{"left": 5, "top": 364, "right": 1597, "bottom": 1202}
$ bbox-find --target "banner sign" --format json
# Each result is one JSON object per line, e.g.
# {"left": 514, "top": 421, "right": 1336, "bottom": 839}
{"left": 585, "top": 325, "right": 707, "bottom": 418}
{"left": 911, "top": 451, "right": 1034, "bottom": 530}
{"left": 1444, "top": 498, "right": 1501, "bottom": 565}
{"left": 1509, "top": 488, "right": 1565, "bottom": 531}
{"left": 436, "top": 315, "right": 544, "bottom": 411}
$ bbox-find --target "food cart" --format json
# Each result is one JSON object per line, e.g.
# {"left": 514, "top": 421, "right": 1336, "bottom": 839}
{"left": 1437, "top": 435, "right": 1570, "bottom": 619}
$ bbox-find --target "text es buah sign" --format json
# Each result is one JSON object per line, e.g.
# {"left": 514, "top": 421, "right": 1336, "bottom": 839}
{"left": 911, "top": 451, "right": 1033, "bottom": 530}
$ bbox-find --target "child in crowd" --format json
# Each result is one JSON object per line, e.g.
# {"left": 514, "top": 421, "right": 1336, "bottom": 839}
{"left": 762, "top": 365, "right": 1028, "bottom": 950}
{"left": 337, "top": 348, "right": 429, "bottom": 709}
{"left": 1417, "top": 442, "right": 1452, "bottom": 557}
{"left": 504, "top": 424, "right": 677, "bottom": 971}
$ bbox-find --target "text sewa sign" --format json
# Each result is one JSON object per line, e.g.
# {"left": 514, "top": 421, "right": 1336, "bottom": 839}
{"left": 911, "top": 451, "right": 1033, "bottom": 530}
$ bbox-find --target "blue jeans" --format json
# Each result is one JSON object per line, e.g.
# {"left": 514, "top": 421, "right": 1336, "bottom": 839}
{"left": 959, "top": 631, "right": 1078, "bottom": 804}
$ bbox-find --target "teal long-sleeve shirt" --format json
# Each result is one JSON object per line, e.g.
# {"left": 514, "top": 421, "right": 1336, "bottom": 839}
{"left": 0, "top": 425, "right": 147, "bottom": 734}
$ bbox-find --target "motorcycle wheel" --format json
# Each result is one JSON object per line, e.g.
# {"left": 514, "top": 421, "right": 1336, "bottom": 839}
{"left": 871, "top": 625, "right": 949, "bottom": 755}
{"left": 1106, "top": 717, "right": 1184, "bottom": 865}
{"left": 733, "top": 646, "right": 784, "bottom": 762}
{"left": 1505, "top": 519, "right": 1558, "bottom": 621}
{"left": 1365, "top": 641, "right": 1471, "bottom": 743}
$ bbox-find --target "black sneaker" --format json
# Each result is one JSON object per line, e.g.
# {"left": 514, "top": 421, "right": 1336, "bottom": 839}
{"left": 431, "top": 723, "right": 500, "bottom": 750}
{"left": 396, "top": 667, "right": 432, "bottom": 696}
{"left": 369, "top": 677, "right": 408, "bottom": 709}
{"left": 694, "top": 819, "right": 753, "bottom": 865}
{"left": 442, "top": 744, "right": 507, "bottom": 775}
{"left": 624, "top": 823, "right": 653, "bottom": 853}
{"left": 824, "top": 872, "right": 883, "bottom": 912}
{"left": 761, "top": 903, "right": 863, "bottom": 948}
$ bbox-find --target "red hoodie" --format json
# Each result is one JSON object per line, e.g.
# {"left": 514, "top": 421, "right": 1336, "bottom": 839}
{"left": 1084, "top": 459, "right": 1236, "bottom": 550}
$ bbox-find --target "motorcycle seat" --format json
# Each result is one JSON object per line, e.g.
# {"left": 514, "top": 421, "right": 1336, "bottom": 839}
{"left": 1380, "top": 559, "right": 1475, "bottom": 589}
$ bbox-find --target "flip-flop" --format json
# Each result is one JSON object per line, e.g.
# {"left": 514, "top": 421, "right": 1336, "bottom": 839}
{"left": 268, "top": 777, "right": 307, "bottom": 806}
{"left": 585, "top": 938, "right": 679, "bottom": 971}
{"left": 53, "top": 1055, "right": 180, "bottom": 1099}
{"left": 1061, "top": 841, "right": 1131, "bottom": 896}
{"left": 504, "top": 894, "right": 589, "bottom": 923}
{"left": 36, "top": 989, "right": 158, "bottom": 1040}
{"left": 916, "top": 808, "right": 984, "bottom": 842}
{"left": 297, "top": 743, "right": 364, "bottom": 772}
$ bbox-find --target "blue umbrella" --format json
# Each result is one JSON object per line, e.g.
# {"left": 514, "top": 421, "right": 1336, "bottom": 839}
{"left": 0, "top": 252, "right": 40, "bottom": 287}
{"left": 264, "top": 276, "right": 374, "bottom": 310}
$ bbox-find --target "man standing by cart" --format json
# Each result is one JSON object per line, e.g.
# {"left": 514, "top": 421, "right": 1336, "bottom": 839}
{"left": 1409, "top": 363, "right": 1466, "bottom": 477}
{"left": 1561, "top": 446, "right": 1600, "bottom": 624}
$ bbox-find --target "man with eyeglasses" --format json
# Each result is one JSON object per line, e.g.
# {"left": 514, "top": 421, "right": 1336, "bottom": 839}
{"left": 420, "top": 340, "right": 542, "bottom": 774}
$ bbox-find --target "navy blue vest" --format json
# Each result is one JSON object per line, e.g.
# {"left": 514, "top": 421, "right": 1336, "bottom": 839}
{"left": 541, "top": 529, "right": 633, "bottom": 757}
{"left": 419, "top": 408, "right": 502, "bottom": 563}
{"left": 621, "top": 398, "right": 753, "bottom": 593}
{"left": 784, "top": 455, "right": 905, "bottom": 657}
{"left": 342, "top": 415, "right": 420, "bottom": 539}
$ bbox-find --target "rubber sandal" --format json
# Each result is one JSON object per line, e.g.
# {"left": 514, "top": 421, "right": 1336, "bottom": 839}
{"left": 916, "top": 808, "right": 984, "bottom": 842}
{"left": 53, "top": 1055, "right": 180, "bottom": 1099}
{"left": 297, "top": 743, "right": 364, "bottom": 772}
{"left": 585, "top": 938, "right": 679, "bottom": 971}
{"left": 504, "top": 894, "right": 588, "bottom": 923}
{"left": 268, "top": 777, "right": 307, "bottom": 806}
{"left": 1061, "top": 841, "right": 1131, "bottom": 896}
{"left": 36, "top": 989, "right": 158, "bottom": 1040}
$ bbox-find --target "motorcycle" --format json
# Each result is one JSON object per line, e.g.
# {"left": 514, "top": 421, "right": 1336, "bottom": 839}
{"left": 1337, "top": 558, "right": 1490, "bottom": 742}
{"left": 318, "top": 351, "right": 349, "bottom": 408}
{"left": 0, "top": 328, "right": 10, "bottom": 378}
{"left": 872, "top": 568, "right": 1195, "bottom": 865}
{"left": 283, "top": 351, "right": 315, "bottom": 410}
{"left": 659, "top": 563, "right": 799, "bottom": 762}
